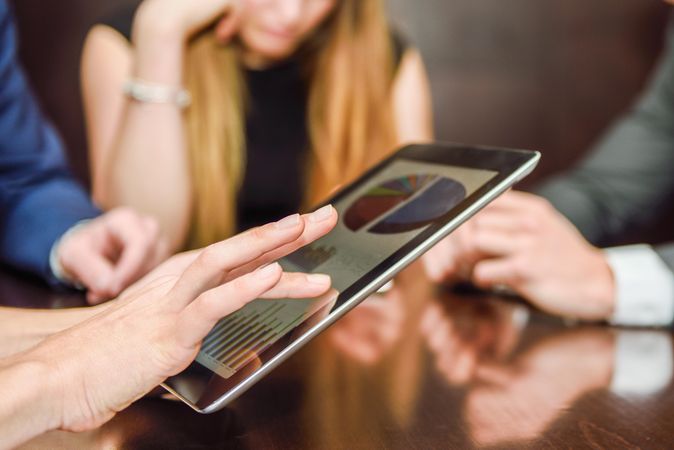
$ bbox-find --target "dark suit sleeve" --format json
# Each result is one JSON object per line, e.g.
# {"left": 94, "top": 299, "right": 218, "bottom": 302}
{"left": 535, "top": 20, "right": 674, "bottom": 248}
{"left": 0, "top": 1, "right": 100, "bottom": 283}
{"left": 656, "top": 244, "right": 674, "bottom": 273}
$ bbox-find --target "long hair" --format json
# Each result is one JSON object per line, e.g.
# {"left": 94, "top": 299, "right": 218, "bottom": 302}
{"left": 184, "top": 0, "right": 397, "bottom": 248}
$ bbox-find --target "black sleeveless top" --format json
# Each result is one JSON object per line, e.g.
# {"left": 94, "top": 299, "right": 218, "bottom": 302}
{"left": 101, "top": 6, "right": 408, "bottom": 232}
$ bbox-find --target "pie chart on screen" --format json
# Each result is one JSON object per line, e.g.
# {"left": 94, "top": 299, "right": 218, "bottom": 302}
{"left": 343, "top": 174, "right": 467, "bottom": 235}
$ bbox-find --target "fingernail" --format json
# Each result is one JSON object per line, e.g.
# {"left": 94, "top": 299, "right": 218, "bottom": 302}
{"left": 309, "top": 205, "right": 334, "bottom": 223}
{"left": 307, "top": 273, "right": 331, "bottom": 285}
{"left": 276, "top": 213, "right": 301, "bottom": 229}
{"left": 256, "top": 263, "right": 281, "bottom": 278}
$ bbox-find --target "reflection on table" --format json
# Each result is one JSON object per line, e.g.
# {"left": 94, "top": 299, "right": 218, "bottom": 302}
{"left": 9, "top": 263, "right": 674, "bottom": 449}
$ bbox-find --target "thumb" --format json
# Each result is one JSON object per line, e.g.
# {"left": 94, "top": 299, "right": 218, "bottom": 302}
{"left": 60, "top": 244, "right": 117, "bottom": 303}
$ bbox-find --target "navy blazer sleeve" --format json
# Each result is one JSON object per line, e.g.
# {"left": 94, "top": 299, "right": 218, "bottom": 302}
{"left": 0, "top": 1, "right": 100, "bottom": 282}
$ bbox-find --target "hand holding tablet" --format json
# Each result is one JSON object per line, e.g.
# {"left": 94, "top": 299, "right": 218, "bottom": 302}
{"left": 163, "top": 143, "right": 540, "bottom": 413}
{"left": 1, "top": 143, "right": 538, "bottom": 450}
{"left": 2, "top": 209, "right": 336, "bottom": 444}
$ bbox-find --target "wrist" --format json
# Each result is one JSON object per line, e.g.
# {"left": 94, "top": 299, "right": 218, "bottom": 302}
{"left": 26, "top": 358, "right": 63, "bottom": 432}
{"left": 588, "top": 247, "right": 616, "bottom": 320}
{"left": 0, "top": 356, "right": 62, "bottom": 445}
{"left": 134, "top": 1, "right": 189, "bottom": 43}
{"left": 18, "top": 338, "right": 91, "bottom": 434}
{"left": 132, "top": 3, "right": 186, "bottom": 85}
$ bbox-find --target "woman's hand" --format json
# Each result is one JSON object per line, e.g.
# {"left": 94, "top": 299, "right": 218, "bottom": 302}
{"left": 15, "top": 208, "right": 337, "bottom": 435}
{"left": 135, "top": 0, "right": 242, "bottom": 42}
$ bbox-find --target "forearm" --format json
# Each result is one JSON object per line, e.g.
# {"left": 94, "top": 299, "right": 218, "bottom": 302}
{"left": 0, "top": 306, "right": 105, "bottom": 359}
{"left": 0, "top": 6, "right": 100, "bottom": 280}
{"left": 536, "top": 23, "right": 674, "bottom": 245}
{"left": 535, "top": 116, "right": 674, "bottom": 246}
{"left": 99, "top": 8, "right": 193, "bottom": 251}
{"left": 0, "top": 358, "right": 58, "bottom": 449}
{"left": 392, "top": 49, "right": 435, "bottom": 145}
{"left": 105, "top": 104, "right": 192, "bottom": 250}
{"left": 0, "top": 179, "right": 100, "bottom": 283}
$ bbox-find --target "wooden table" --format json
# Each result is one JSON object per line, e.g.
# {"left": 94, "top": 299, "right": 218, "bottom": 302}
{"left": 5, "top": 263, "right": 673, "bottom": 449}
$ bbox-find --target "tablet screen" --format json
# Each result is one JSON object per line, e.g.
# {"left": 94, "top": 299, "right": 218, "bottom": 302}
{"left": 195, "top": 158, "right": 497, "bottom": 380}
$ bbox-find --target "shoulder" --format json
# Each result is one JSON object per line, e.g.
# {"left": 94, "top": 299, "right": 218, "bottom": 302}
{"left": 390, "top": 28, "right": 411, "bottom": 71}
{"left": 82, "top": 5, "right": 136, "bottom": 65}
{"left": 97, "top": 3, "right": 139, "bottom": 42}
{"left": 390, "top": 28, "right": 426, "bottom": 87}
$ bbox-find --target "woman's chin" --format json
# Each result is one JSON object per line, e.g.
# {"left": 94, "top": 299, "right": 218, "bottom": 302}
{"left": 241, "top": 33, "right": 300, "bottom": 62}
{"left": 243, "top": 46, "right": 297, "bottom": 68}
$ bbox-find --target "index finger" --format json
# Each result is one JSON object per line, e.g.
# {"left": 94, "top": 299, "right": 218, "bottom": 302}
{"left": 482, "top": 191, "right": 541, "bottom": 214}
{"left": 224, "top": 206, "right": 338, "bottom": 281}
{"left": 469, "top": 228, "right": 523, "bottom": 258}
{"left": 170, "top": 207, "right": 335, "bottom": 307}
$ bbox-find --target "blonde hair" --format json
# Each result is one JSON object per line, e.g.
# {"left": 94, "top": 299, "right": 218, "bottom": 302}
{"left": 184, "top": 0, "right": 397, "bottom": 248}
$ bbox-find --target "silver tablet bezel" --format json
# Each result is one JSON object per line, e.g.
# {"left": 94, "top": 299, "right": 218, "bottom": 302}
{"left": 161, "top": 145, "right": 540, "bottom": 413}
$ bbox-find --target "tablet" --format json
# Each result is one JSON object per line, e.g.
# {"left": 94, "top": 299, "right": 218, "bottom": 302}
{"left": 162, "top": 143, "right": 540, "bottom": 413}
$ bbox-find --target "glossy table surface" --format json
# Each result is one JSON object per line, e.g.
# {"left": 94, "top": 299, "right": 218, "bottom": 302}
{"left": 5, "top": 263, "right": 673, "bottom": 449}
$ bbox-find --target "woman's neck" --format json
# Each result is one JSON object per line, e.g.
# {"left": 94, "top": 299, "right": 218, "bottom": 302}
{"left": 240, "top": 48, "right": 278, "bottom": 70}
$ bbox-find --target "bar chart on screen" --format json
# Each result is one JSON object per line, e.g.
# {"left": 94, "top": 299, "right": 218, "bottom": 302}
{"left": 196, "top": 297, "right": 332, "bottom": 379}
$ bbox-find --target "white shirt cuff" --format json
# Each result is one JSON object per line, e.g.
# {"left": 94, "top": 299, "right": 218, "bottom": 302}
{"left": 604, "top": 245, "right": 674, "bottom": 327}
{"left": 49, "top": 220, "right": 91, "bottom": 289}
{"left": 610, "top": 330, "right": 673, "bottom": 396}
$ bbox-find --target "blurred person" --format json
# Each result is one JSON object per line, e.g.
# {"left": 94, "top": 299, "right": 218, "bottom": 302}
{"left": 0, "top": 207, "right": 338, "bottom": 449}
{"left": 80, "top": 0, "right": 433, "bottom": 253}
{"left": 424, "top": 5, "right": 674, "bottom": 327}
{"left": 0, "top": 0, "right": 165, "bottom": 304}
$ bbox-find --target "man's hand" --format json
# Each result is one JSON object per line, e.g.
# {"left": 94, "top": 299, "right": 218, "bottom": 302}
{"left": 54, "top": 208, "right": 168, "bottom": 304}
{"left": 423, "top": 191, "right": 616, "bottom": 321}
{"left": 18, "top": 207, "right": 337, "bottom": 437}
{"left": 422, "top": 217, "right": 478, "bottom": 283}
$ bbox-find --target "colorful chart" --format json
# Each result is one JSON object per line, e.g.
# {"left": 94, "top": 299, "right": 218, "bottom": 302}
{"left": 369, "top": 177, "right": 466, "bottom": 234}
{"left": 343, "top": 174, "right": 467, "bottom": 235}
{"left": 343, "top": 174, "right": 437, "bottom": 231}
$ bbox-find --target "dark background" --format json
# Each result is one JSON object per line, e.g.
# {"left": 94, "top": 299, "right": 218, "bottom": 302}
{"left": 8, "top": 0, "right": 673, "bottom": 241}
